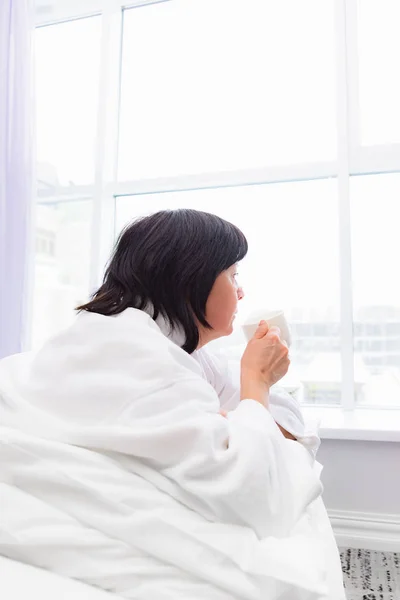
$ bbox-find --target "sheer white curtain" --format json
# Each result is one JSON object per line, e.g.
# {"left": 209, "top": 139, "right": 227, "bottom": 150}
{"left": 0, "top": 0, "right": 35, "bottom": 358}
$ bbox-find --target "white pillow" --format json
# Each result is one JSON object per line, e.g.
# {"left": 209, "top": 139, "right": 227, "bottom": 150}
{"left": 0, "top": 556, "right": 122, "bottom": 600}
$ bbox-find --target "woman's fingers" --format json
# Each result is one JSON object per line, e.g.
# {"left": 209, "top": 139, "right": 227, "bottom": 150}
{"left": 253, "top": 320, "right": 269, "bottom": 339}
{"left": 268, "top": 325, "right": 281, "bottom": 336}
{"left": 242, "top": 321, "right": 290, "bottom": 388}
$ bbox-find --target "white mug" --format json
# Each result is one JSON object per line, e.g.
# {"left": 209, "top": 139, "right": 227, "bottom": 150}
{"left": 242, "top": 309, "right": 292, "bottom": 347}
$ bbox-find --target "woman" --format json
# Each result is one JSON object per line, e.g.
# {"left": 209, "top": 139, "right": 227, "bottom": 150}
{"left": 0, "top": 210, "right": 345, "bottom": 599}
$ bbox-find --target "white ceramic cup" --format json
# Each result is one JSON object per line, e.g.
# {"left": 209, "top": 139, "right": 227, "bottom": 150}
{"left": 242, "top": 309, "right": 291, "bottom": 347}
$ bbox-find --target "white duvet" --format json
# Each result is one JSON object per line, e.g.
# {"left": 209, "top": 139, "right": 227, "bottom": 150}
{"left": 0, "top": 308, "right": 345, "bottom": 599}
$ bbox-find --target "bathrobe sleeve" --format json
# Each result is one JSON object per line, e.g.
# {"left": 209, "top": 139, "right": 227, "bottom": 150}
{"left": 194, "top": 348, "right": 321, "bottom": 458}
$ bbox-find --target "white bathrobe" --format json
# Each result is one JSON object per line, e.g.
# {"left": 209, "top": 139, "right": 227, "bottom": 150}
{"left": 192, "top": 348, "right": 321, "bottom": 458}
{"left": 0, "top": 308, "right": 345, "bottom": 599}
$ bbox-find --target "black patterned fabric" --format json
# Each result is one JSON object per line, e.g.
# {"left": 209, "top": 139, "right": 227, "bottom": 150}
{"left": 339, "top": 548, "right": 400, "bottom": 600}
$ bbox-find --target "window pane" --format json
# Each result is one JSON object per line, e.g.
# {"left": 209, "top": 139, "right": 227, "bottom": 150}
{"left": 119, "top": 0, "right": 336, "bottom": 180}
{"left": 351, "top": 174, "right": 400, "bottom": 406}
{"left": 358, "top": 0, "right": 400, "bottom": 145}
{"left": 32, "top": 201, "right": 92, "bottom": 348}
{"left": 116, "top": 179, "right": 341, "bottom": 405}
{"left": 35, "top": 18, "right": 101, "bottom": 188}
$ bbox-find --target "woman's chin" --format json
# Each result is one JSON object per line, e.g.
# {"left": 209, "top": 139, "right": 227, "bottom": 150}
{"left": 205, "top": 322, "right": 235, "bottom": 344}
{"left": 210, "top": 327, "right": 234, "bottom": 342}
{"left": 225, "top": 323, "right": 234, "bottom": 336}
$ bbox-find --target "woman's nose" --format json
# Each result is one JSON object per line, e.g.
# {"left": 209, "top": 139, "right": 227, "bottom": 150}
{"left": 237, "top": 287, "right": 245, "bottom": 301}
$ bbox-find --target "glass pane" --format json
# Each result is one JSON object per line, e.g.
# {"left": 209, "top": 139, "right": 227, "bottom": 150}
{"left": 119, "top": 0, "right": 336, "bottom": 180}
{"left": 351, "top": 174, "right": 400, "bottom": 407}
{"left": 358, "top": 0, "right": 400, "bottom": 145}
{"left": 32, "top": 201, "right": 92, "bottom": 348}
{"left": 116, "top": 179, "right": 341, "bottom": 405}
{"left": 35, "top": 18, "right": 101, "bottom": 188}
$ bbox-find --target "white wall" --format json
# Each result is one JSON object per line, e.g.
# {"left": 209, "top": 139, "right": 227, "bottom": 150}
{"left": 319, "top": 439, "right": 400, "bottom": 514}
{"left": 318, "top": 440, "right": 400, "bottom": 550}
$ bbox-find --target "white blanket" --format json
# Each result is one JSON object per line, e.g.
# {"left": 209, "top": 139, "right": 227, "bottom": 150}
{"left": 0, "top": 308, "right": 345, "bottom": 599}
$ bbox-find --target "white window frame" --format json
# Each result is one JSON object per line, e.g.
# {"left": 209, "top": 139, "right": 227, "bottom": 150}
{"left": 34, "top": 0, "right": 400, "bottom": 441}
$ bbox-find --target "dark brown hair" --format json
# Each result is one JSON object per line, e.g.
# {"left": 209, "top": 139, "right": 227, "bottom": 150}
{"left": 77, "top": 209, "right": 248, "bottom": 353}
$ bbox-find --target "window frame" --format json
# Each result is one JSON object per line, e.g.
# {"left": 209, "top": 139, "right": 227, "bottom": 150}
{"left": 33, "top": 0, "right": 400, "bottom": 435}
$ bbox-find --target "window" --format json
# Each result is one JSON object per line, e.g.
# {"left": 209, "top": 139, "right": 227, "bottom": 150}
{"left": 33, "top": 15, "right": 101, "bottom": 347}
{"left": 350, "top": 173, "right": 400, "bottom": 406}
{"left": 32, "top": 0, "right": 400, "bottom": 412}
{"left": 119, "top": 0, "right": 336, "bottom": 180}
{"left": 357, "top": 0, "right": 400, "bottom": 145}
{"left": 32, "top": 201, "right": 92, "bottom": 349}
{"left": 35, "top": 17, "right": 101, "bottom": 189}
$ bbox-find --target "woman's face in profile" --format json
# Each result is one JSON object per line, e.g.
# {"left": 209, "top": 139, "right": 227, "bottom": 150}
{"left": 203, "top": 264, "right": 245, "bottom": 343}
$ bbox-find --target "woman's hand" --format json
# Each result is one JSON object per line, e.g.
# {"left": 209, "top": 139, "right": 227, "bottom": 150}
{"left": 240, "top": 320, "right": 290, "bottom": 405}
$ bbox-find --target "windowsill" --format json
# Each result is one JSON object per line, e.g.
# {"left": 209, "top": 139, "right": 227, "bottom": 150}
{"left": 301, "top": 406, "right": 400, "bottom": 442}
